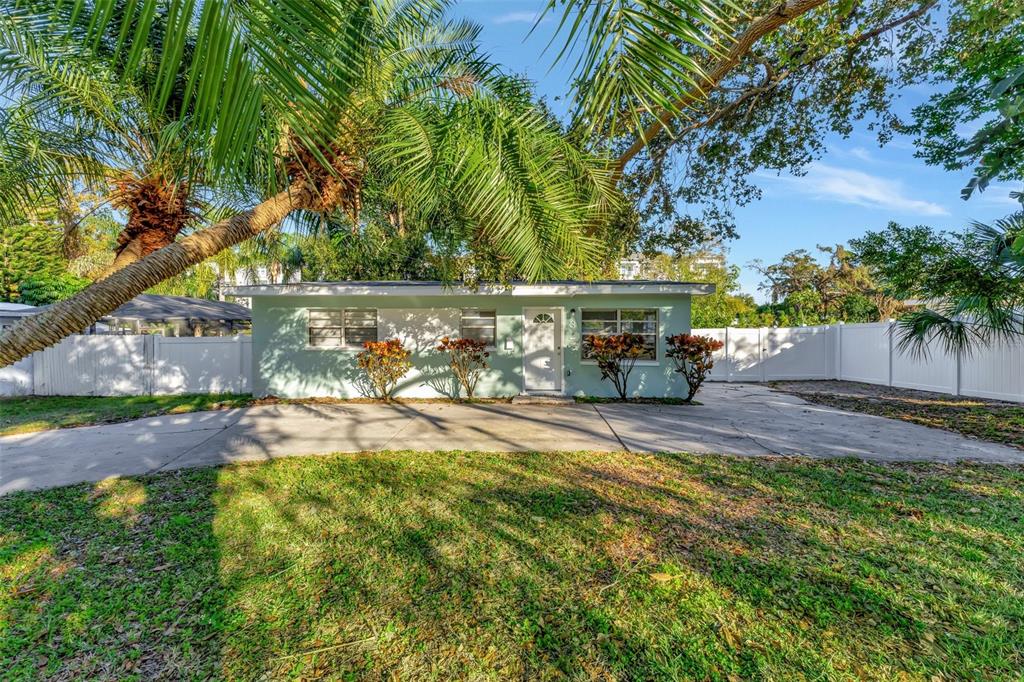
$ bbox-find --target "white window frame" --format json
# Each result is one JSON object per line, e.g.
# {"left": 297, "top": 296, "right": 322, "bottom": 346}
{"left": 460, "top": 308, "right": 497, "bottom": 349}
{"left": 307, "top": 308, "right": 378, "bottom": 350}
{"left": 579, "top": 308, "right": 659, "bottom": 365}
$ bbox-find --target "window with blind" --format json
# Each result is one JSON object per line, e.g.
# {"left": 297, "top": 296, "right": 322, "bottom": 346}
{"left": 460, "top": 309, "right": 496, "bottom": 346}
{"left": 580, "top": 309, "right": 658, "bottom": 360}
{"left": 307, "top": 308, "right": 378, "bottom": 348}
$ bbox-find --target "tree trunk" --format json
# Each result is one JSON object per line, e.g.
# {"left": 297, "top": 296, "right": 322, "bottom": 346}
{"left": 103, "top": 236, "right": 148, "bottom": 274}
{"left": 0, "top": 184, "right": 311, "bottom": 367}
{"left": 57, "top": 192, "right": 84, "bottom": 261}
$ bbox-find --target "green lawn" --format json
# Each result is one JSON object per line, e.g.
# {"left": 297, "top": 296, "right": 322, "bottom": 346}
{"left": 2, "top": 451, "right": 1022, "bottom": 680}
{"left": 0, "top": 394, "right": 254, "bottom": 436}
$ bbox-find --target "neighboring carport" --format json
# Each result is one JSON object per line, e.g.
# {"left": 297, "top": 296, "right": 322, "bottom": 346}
{"left": 102, "top": 294, "right": 251, "bottom": 336}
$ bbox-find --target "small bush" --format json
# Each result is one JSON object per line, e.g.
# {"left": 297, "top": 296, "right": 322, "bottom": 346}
{"left": 356, "top": 338, "right": 412, "bottom": 401}
{"left": 17, "top": 273, "right": 89, "bottom": 306}
{"left": 584, "top": 333, "right": 648, "bottom": 400}
{"left": 437, "top": 337, "right": 490, "bottom": 398}
{"left": 665, "top": 333, "right": 724, "bottom": 401}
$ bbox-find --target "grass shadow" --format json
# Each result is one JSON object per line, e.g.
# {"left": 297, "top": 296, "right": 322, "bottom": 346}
{"left": 0, "top": 469, "right": 225, "bottom": 678}
{"left": 2, "top": 451, "right": 1021, "bottom": 679}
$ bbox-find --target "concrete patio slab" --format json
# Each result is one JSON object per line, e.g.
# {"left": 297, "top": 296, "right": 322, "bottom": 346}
{"left": 595, "top": 384, "right": 1023, "bottom": 462}
{"left": 2, "top": 384, "right": 1021, "bottom": 494}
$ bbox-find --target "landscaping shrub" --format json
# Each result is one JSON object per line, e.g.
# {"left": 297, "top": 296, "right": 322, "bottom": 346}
{"left": 584, "top": 333, "right": 647, "bottom": 400}
{"left": 437, "top": 336, "right": 490, "bottom": 399}
{"left": 356, "top": 338, "right": 412, "bottom": 400}
{"left": 665, "top": 333, "right": 724, "bottom": 401}
{"left": 17, "top": 272, "right": 89, "bottom": 306}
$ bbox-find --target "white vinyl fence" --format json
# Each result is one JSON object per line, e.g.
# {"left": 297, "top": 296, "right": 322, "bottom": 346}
{"left": 694, "top": 323, "right": 1024, "bottom": 404}
{"left": 0, "top": 335, "right": 251, "bottom": 397}
{"left": 3, "top": 325, "right": 1021, "bottom": 402}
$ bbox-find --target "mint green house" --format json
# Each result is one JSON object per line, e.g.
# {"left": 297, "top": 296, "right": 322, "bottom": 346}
{"left": 227, "top": 281, "right": 713, "bottom": 399}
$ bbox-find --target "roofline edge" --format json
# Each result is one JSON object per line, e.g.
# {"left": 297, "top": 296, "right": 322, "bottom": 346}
{"left": 223, "top": 282, "right": 717, "bottom": 297}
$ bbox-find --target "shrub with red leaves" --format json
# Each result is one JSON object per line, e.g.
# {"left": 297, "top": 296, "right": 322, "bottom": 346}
{"left": 665, "top": 334, "right": 724, "bottom": 401}
{"left": 356, "top": 338, "right": 412, "bottom": 401}
{"left": 437, "top": 337, "right": 490, "bottom": 399}
{"left": 584, "top": 333, "right": 648, "bottom": 400}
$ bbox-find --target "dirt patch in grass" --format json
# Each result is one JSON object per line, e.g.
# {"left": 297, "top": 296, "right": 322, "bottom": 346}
{"left": 2, "top": 451, "right": 1022, "bottom": 679}
{"left": 772, "top": 380, "right": 1024, "bottom": 449}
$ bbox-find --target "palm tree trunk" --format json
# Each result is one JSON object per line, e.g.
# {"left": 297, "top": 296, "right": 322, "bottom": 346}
{"left": 103, "top": 237, "right": 147, "bottom": 274}
{"left": 57, "top": 191, "right": 84, "bottom": 261}
{"left": 0, "top": 184, "right": 311, "bottom": 367}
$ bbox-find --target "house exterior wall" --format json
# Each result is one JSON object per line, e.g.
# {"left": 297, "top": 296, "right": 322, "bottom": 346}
{"left": 250, "top": 293, "right": 692, "bottom": 398}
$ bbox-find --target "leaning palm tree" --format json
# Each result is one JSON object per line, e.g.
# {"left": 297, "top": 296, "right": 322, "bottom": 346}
{"left": 0, "top": 0, "right": 625, "bottom": 366}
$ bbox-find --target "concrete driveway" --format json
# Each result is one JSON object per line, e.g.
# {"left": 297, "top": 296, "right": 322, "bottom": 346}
{"left": 2, "top": 384, "right": 1021, "bottom": 494}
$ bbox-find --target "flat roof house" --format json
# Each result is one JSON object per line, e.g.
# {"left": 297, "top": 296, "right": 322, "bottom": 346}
{"left": 226, "top": 280, "right": 714, "bottom": 399}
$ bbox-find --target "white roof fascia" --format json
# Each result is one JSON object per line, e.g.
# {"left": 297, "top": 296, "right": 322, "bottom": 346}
{"left": 223, "top": 282, "right": 715, "bottom": 297}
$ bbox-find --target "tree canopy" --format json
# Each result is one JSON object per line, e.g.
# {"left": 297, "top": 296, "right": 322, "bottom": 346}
{"left": 2, "top": 0, "right": 1023, "bottom": 363}
{"left": 851, "top": 216, "right": 1024, "bottom": 353}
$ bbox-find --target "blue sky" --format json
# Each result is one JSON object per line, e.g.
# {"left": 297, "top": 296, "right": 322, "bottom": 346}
{"left": 453, "top": 0, "right": 1022, "bottom": 299}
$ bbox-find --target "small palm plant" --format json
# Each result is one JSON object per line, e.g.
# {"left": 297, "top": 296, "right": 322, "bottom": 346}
{"left": 356, "top": 339, "right": 412, "bottom": 401}
{"left": 893, "top": 213, "right": 1024, "bottom": 356}
{"left": 437, "top": 336, "right": 490, "bottom": 399}
{"left": 584, "top": 333, "right": 648, "bottom": 400}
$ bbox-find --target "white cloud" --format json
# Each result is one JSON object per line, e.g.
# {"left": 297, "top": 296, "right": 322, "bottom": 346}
{"left": 848, "top": 146, "right": 872, "bottom": 162}
{"left": 492, "top": 11, "right": 542, "bottom": 24}
{"left": 974, "top": 185, "right": 1024, "bottom": 208}
{"left": 761, "top": 163, "right": 949, "bottom": 216}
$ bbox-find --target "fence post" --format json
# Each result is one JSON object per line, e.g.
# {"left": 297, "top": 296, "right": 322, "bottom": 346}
{"left": 759, "top": 327, "right": 766, "bottom": 383}
{"left": 146, "top": 335, "right": 157, "bottom": 396}
{"left": 725, "top": 326, "right": 732, "bottom": 382}
{"left": 954, "top": 346, "right": 962, "bottom": 397}
{"left": 886, "top": 321, "right": 894, "bottom": 387}
{"left": 835, "top": 323, "right": 843, "bottom": 380}
{"left": 237, "top": 334, "right": 245, "bottom": 393}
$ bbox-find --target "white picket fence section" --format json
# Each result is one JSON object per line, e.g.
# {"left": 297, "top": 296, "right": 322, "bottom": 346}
{"left": 1, "top": 335, "right": 251, "bottom": 397}
{"left": 694, "top": 323, "right": 1024, "bottom": 403}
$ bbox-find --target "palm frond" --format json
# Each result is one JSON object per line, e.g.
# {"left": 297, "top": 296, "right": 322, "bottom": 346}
{"left": 0, "top": 10, "right": 141, "bottom": 150}
{"left": 0, "top": 105, "right": 110, "bottom": 222}
{"left": 4, "top": 0, "right": 369, "bottom": 184}
{"left": 895, "top": 211, "right": 1024, "bottom": 357}
{"left": 539, "top": 0, "right": 740, "bottom": 137}
{"left": 896, "top": 300, "right": 1023, "bottom": 359}
{"left": 373, "top": 93, "right": 617, "bottom": 280}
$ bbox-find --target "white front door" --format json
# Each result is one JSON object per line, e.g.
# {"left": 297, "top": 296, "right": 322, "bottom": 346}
{"left": 522, "top": 307, "right": 562, "bottom": 393}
